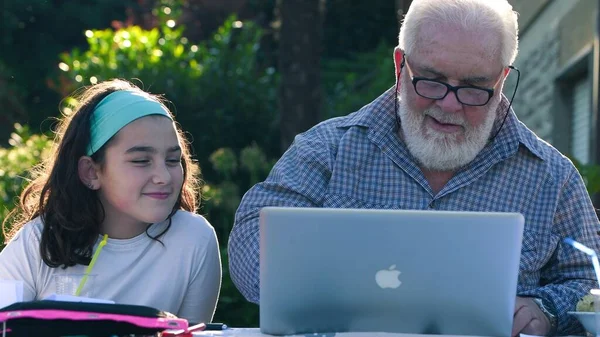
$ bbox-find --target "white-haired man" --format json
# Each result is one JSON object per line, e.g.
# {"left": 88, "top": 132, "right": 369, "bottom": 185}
{"left": 228, "top": 0, "right": 600, "bottom": 335}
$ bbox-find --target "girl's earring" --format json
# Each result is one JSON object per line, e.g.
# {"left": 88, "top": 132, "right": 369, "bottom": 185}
{"left": 87, "top": 183, "right": 94, "bottom": 189}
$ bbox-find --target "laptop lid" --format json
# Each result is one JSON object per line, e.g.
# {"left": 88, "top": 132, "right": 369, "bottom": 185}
{"left": 259, "top": 207, "right": 524, "bottom": 337}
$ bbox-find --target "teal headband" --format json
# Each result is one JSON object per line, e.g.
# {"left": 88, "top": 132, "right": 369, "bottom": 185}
{"left": 87, "top": 90, "right": 172, "bottom": 156}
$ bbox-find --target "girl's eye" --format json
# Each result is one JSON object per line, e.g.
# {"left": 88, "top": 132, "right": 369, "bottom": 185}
{"left": 131, "top": 160, "right": 150, "bottom": 164}
{"left": 167, "top": 159, "right": 182, "bottom": 165}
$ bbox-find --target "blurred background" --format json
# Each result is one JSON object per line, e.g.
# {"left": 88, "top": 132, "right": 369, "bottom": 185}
{"left": 1, "top": 0, "right": 600, "bottom": 327}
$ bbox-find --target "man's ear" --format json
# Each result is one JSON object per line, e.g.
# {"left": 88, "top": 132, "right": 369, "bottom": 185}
{"left": 394, "top": 47, "right": 405, "bottom": 80}
{"left": 78, "top": 156, "right": 100, "bottom": 190}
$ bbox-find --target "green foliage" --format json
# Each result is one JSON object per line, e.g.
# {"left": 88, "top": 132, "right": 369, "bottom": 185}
{"left": 240, "top": 143, "right": 275, "bottom": 185}
{"left": 1, "top": 0, "right": 136, "bottom": 141}
{"left": 210, "top": 148, "right": 239, "bottom": 181}
{"left": 204, "top": 144, "right": 275, "bottom": 239}
{"left": 0, "top": 124, "right": 51, "bottom": 248}
{"left": 199, "top": 144, "right": 276, "bottom": 326}
{"left": 322, "top": 0, "right": 398, "bottom": 60}
{"left": 204, "top": 144, "right": 273, "bottom": 326}
{"left": 323, "top": 41, "right": 395, "bottom": 118}
{"left": 214, "top": 240, "right": 259, "bottom": 326}
{"left": 54, "top": 13, "right": 280, "bottom": 177}
{"left": 571, "top": 158, "right": 600, "bottom": 196}
{"left": 0, "top": 61, "right": 28, "bottom": 142}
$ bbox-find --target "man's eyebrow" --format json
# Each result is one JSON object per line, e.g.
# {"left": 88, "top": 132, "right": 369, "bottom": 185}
{"left": 125, "top": 145, "right": 181, "bottom": 154}
{"left": 459, "top": 75, "right": 492, "bottom": 85}
{"left": 418, "top": 65, "right": 446, "bottom": 78}
{"left": 417, "top": 65, "right": 492, "bottom": 85}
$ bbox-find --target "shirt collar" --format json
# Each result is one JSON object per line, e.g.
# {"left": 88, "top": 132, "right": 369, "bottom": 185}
{"left": 336, "top": 86, "right": 546, "bottom": 162}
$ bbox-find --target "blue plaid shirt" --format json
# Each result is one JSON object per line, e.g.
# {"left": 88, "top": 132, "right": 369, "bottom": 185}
{"left": 228, "top": 87, "right": 600, "bottom": 335}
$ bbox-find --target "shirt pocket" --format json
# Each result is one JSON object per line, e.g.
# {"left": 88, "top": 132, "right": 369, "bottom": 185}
{"left": 518, "top": 230, "right": 541, "bottom": 285}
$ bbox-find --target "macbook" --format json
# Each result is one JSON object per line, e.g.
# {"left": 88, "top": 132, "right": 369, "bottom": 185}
{"left": 259, "top": 207, "right": 524, "bottom": 337}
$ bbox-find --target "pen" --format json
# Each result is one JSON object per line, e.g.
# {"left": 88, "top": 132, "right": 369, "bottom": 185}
{"left": 205, "top": 323, "right": 228, "bottom": 330}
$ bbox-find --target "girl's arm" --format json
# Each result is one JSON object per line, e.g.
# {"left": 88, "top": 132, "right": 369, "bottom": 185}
{"left": 177, "top": 227, "right": 222, "bottom": 324}
{"left": 0, "top": 222, "right": 41, "bottom": 301}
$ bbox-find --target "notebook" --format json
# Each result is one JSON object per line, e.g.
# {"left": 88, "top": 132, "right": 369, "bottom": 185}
{"left": 259, "top": 207, "right": 524, "bottom": 337}
{"left": 0, "top": 300, "right": 187, "bottom": 337}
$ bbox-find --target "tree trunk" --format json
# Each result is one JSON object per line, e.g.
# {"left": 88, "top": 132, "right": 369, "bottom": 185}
{"left": 277, "top": 0, "right": 324, "bottom": 153}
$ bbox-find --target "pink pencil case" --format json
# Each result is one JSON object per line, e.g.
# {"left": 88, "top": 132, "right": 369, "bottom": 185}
{"left": 0, "top": 300, "right": 188, "bottom": 337}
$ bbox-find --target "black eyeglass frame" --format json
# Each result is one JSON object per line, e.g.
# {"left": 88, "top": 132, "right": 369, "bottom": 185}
{"left": 404, "top": 56, "right": 501, "bottom": 107}
{"left": 410, "top": 76, "right": 495, "bottom": 107}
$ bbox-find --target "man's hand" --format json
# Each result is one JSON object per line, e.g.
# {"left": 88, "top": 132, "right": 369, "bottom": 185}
{"left": 512, "top": 296, "right": 551, "bottom": 337}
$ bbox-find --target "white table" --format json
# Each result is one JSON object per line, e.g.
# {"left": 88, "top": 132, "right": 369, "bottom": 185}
{"left": 192, "top": 329, "right": 460, "bottom": 336}
{"left": 191, "top": 329, "right": 548, "bottom": 337}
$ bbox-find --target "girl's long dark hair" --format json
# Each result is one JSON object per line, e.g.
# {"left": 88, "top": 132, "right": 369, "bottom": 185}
{"left": 2, "top": 79, "right": 201, "bottom": 268}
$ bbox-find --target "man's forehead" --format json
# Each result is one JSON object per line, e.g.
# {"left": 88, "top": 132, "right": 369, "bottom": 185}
{"left": 414, "top": 23, "right": 500, "bottom": 57}
{"left": 409, "top": 26, "right": 502, "bottom": 81}
{"left": 410, "top": 59, "right": 499, "bottom": 83}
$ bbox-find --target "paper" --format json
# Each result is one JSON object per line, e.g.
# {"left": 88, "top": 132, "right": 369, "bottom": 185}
{"left": 0, "top": 280, "right": 23, "bottom": 309}
{"left": 43, "top": 293, "right": 115, "bottom": 304}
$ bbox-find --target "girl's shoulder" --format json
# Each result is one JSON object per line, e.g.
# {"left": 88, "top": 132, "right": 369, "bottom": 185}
{"left": 165, "top": 210, "right": 217, "bottom": 242}
{"left": 7, "top": 217, "right": 44, "bottom": 244}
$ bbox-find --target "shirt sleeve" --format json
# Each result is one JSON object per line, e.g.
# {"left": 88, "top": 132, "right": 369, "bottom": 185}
{"left": 177, "top": 225, "right": 222, "bottom": 324}
{"left": 0, "top": 222, "right": 41, "bottom": 301}
{"left": 520, "top": 168, "right": 600, "bottom": 335}
{"left": 227, "top": 131, "right": 334, "bottom": 304}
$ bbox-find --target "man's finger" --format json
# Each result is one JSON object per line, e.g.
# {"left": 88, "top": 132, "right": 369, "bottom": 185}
{"left": 512, "top": 305, "right": 533, "bottom": 337}
{"left": 521, "top": 318, "right": 546, "bottom": 336}
{"left": 514, "top": 297, "right": 527, "bottom": 313}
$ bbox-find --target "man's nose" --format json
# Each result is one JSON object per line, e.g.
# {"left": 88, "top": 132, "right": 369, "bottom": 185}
{"left": 435, "top": 90, "right": 463, "bottom": 114}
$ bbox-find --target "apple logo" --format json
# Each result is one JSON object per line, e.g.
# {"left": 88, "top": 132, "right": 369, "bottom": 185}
{"left": 375, "top": 264, "right": 402, "bottom": 289}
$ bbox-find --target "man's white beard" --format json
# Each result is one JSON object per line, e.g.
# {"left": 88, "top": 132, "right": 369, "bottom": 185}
{"left": 397, "top": 85, "right": 499, "bottom": 171}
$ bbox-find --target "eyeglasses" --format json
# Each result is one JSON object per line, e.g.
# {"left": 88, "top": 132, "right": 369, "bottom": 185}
{"left": 405, "top": 57, "right": 501, "bottom": 106}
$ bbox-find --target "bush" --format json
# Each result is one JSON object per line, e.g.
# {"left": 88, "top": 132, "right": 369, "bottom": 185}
{"left": 0, "top": 0, "right": 137, "bottom": 142}
{"left": 52, "top": 14, "right": 280, "bottom": 181}
{"left": 571, "top": 158, "right": 600, "bottom": 197}
{"left": 0, "top": 124, "right": 51, "bottom": 249}
{"left": 0, "top": 62, "right": 28, "bottom": 145}
{"left": 204, "top": 144, "right": 274, "bottom": 326}
{"left": 323, "top": 41, "right": 395, "bottom": 118}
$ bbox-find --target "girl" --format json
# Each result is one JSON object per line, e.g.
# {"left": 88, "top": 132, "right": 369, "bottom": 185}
{"left": 0, "top": 79, "right": 221, "bottom": 324}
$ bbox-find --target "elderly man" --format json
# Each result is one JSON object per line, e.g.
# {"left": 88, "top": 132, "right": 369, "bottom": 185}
{"left": 228, "top": 0, "right": 600, "bottom": 335}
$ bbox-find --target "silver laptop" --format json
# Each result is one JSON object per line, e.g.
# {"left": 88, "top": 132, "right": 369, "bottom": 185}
{"left": 259, "top": 207, "right": 524, "bottom": 337}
